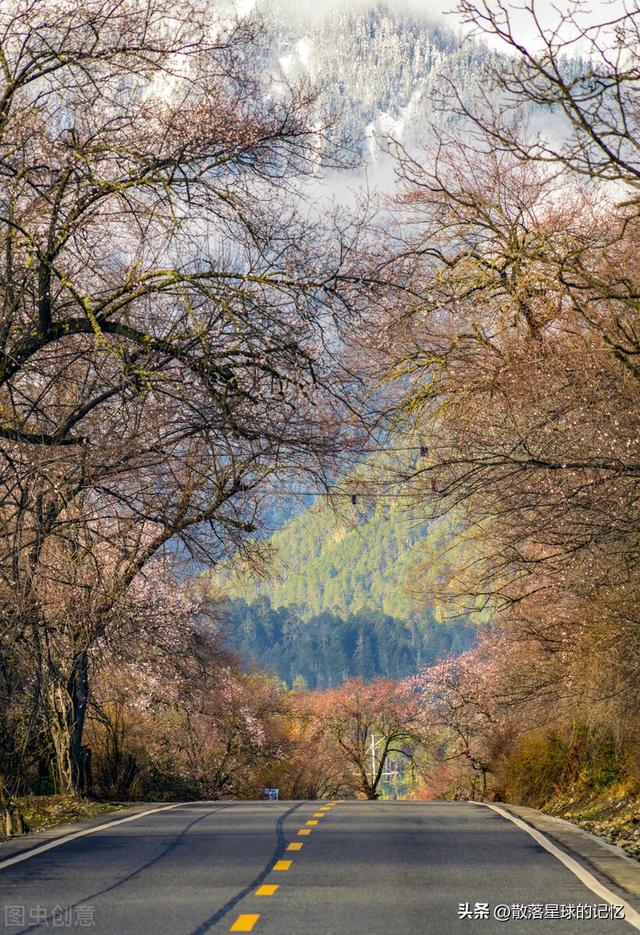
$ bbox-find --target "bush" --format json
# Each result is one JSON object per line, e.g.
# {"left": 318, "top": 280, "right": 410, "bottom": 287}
{"left": 496, "top": 731, "right": 570, "bottom": 807}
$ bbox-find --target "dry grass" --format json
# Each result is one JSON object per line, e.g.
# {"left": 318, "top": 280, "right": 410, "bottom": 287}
{"left": 547, "top": 786, "right": 640, "bottom": 860}
{"left": 4, "top": 795, "right": 123, "bottom": 838}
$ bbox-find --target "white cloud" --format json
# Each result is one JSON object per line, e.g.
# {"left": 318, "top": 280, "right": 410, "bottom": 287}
{"left": 456, "top": 0, "right": 628, "bottom": 54}
{"left": 242, "top": 0, "right": 628, "bottom": 53}
{"left": 234, "top": 0, "right": 257, "bottom": 16}
{"left": 248, "top": 0, "right": 453, "bottom": 23}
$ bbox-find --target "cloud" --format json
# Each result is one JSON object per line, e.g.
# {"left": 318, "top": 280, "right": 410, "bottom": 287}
{"left": 235, "top": 0, "right": 258, "bottom": 15}
{"left": 240, "top": 0, "right": 627, "bottom": 54}
{"left": 247, "top": 0, "right": 456, "bottom": 24}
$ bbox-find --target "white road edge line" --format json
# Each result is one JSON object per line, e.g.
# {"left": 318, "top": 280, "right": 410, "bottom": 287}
{"left": 0, "top": 803, "right": 189, "bottom": 872}
{"left": 475, "top": 802, "right": 640, "bottom": 931}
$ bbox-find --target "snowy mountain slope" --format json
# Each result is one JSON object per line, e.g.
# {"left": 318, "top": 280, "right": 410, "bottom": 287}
{"left": 254, "top": 1, "right": 502, "bottom": 160}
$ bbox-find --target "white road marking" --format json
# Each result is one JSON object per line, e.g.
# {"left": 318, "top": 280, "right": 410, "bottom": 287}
{"left": 478, "top": 802, "right": 640, "bottom": 931}
{"left": 0, "top": 803, "right": 189, "bottom": 871}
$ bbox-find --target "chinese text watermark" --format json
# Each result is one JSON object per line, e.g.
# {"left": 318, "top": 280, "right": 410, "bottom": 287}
{"left": 4, "top": 905, "right": 95, "bottom": 927}
{"left": 458, "top": 902, "right": 625, "bottom": 921}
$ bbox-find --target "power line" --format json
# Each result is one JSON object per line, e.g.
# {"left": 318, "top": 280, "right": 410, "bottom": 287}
{"left": 245, "top": 442, "right": 432, "bottom": 501}
{"left": 333, "top": 447, "right": 430, "bottom": 460}
{"left": 260, "top": 490, "right": 423, "bottom": 496}
{"left": 258, "top": 489, "right": 431, "bottom": 500}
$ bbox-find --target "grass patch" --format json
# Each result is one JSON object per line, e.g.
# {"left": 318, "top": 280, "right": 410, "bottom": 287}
{"left": 5, "top": 795, "right": 123, "bottom": 837}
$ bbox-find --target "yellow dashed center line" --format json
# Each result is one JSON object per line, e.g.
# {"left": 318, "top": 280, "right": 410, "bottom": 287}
{"left": 230, "top": 914, "right": 260, "bottom": 932}
{"left": 228, "top": 804, "right": 340, "bottom": 931}
{"left": 255, "top": 885, "right": 278, "bottom": 896}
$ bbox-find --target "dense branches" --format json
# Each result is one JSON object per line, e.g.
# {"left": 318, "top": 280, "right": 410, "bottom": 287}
{"left": 311, "top": 677, "right": 426, "bottom": 799}
{"left": 0, "top": 0, "right": 377, "bottom": 800}
{"left": 373, "top": 0, "right": 640, "bottom": 805}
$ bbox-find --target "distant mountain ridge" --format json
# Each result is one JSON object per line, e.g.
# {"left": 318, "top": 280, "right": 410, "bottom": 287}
{"left": 223, "top": 497, "right": 431, "bottom": 620}
{"left": 256, "top": 1, "right": 501, "bottom": 158}
{"left": 213, "top": 487, "right": 477, "bottom": 686}
{"left": 208, "top": 1, "right": 530, "bottom": 685}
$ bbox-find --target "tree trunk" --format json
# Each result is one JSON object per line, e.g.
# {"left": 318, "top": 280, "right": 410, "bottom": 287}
{"left": 359, "top": 767, "right": 379, "bottom": 800}
{"left": 49, "top": 682, "right": 75, "bottom": 794}
{"left": 69, "top": 650, "right": 91, "bottom": 794}
{"left": 2, "top": 806, "right": 28, "bottom": 836}
{"left": 0, "top": 775, "right": 28, "bottom": 836}
{"left": 48, "top": 650, "right": 91, "bottom": 796}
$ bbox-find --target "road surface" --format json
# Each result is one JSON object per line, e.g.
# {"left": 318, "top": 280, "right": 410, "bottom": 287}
{"left": 0, "top": 800, "right": 637, "bottom": 934}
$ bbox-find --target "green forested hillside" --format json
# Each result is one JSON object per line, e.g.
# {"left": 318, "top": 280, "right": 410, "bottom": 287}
{"left": 213, "top": 494, "right": 476, "bottom": 687}
{"left": 221, "top": 597, "right": 474, "bottom": 689}
{"left": 224, "top": 499, "right": 434, "bottom": 619}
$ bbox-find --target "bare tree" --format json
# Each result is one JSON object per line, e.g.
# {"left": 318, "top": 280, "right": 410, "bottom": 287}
{"left": 367, "top": 2, "right": 640, "bottom": 792}
{"left": 0, "top": 0, "right": 377, "bottom": 799}
{"left": 312, "top": 677, "right": 426, "bottom": 799}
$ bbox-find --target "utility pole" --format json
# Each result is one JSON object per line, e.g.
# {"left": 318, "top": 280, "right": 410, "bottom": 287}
{"left": 370, "top": 732, "right": 376, "bottom": 787}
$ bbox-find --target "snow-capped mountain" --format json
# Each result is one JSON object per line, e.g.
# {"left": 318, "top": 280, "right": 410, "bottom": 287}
{"left": 253, "top": 1, "right": 501, "bottom": 160}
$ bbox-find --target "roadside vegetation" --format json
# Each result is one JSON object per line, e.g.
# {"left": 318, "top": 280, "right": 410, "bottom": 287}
{"left": 1, "top": 0, "right": 639, "bottom": 849}
{"left": 0, "top": 0, "right": 381, "bottom": 821}
{"left": 372, "top": 0, "right": 640, "bottom": 846}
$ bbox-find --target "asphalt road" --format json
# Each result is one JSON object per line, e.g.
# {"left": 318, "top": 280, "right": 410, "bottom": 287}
{"left": 0, "top": 800, "right": 637, "bottom": 934}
